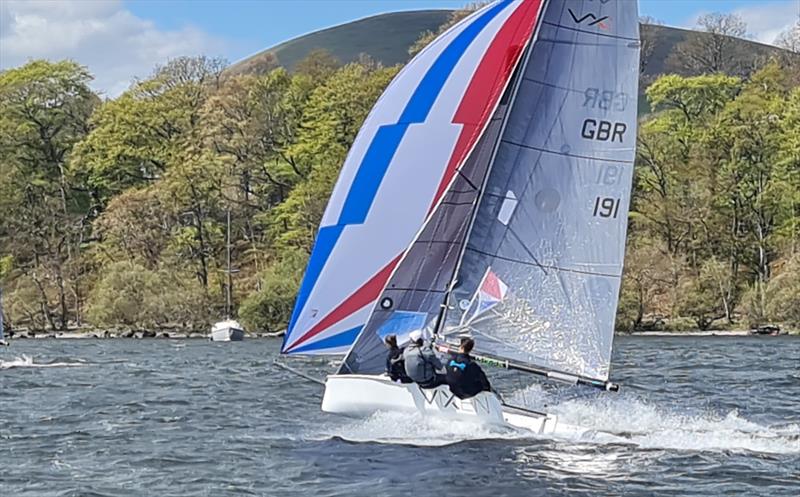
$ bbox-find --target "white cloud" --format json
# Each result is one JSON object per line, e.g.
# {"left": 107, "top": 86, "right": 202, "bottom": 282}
{"left": 733, "top": 1, "right": 799, "bottom": 45}
{"left": 684, "top": 1, "right": 799, "bottom": 47}
{"left": 0, "top": 0, "right": 227, "bottom": 96}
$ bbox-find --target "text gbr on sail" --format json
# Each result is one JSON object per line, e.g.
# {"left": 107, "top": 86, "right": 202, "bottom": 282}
{"left": 581, "top": 119, "right": 626, "bottom": 143}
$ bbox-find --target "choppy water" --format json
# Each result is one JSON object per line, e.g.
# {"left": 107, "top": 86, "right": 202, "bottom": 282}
{"left": 1, "top": 336, "right": 798, "bottom": 496}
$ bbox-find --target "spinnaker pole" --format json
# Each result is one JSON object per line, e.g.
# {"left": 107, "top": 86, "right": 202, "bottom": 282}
{"left": 437, "top": 342, "right": 620, "bottom": 392}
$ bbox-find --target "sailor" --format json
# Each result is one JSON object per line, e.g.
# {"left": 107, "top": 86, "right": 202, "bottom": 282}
{"left": 384, "top": 334, "right": 411, "bottom": 383}
{"left": 403, "top": 329, "right": 446, "bottom": 389}
{"left": 446, "top": 337, "right": 492, "bottom": 399}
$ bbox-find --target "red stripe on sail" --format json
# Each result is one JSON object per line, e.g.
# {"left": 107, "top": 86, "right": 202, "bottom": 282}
{"left": 430, "top": 0, "right": 543, "bottom": 208}
{"left": 285, "top": 255, "right": 401, "bottom": 351}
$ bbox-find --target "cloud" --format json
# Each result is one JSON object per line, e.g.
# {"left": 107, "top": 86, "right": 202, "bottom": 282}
{"left": 0, "top": 0, "right": 227, "bottom": 96}
{"left": 683, "top": 1, "right": 799, "bottom": 47}
{"left": 733, "top": 1, "right": 799, "bottom": 45}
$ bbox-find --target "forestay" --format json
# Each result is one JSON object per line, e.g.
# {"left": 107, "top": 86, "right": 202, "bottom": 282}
{"left": 282, "top": 0, "right": 543, "bottom": 355}
{"left": 442, "top": 0, "right": 640, "bottom": 381}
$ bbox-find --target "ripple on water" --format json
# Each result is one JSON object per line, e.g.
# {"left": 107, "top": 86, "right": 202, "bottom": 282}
{"left": 0, "top": 336, "right": 798, "bottom": 497}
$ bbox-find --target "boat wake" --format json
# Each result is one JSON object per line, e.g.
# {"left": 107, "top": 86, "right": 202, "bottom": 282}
{"left": 0, "top": 354, "right": 87, "bottom": 370}
{"left": 311, "top": 410, "right": 523, "bottom": 447}
{"left": 309, "top": 385, "right": 799, "bottom": 455}
{"left": 509, "top": 384, "right": 800, "bottom": 455}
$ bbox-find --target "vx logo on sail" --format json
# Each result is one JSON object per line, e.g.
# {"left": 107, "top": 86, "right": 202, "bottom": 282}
{"left": 568, "top": 9, "right": 610, "bottom": 30}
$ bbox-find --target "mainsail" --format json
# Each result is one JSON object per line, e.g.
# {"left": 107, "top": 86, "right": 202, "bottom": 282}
{"left": 282, "top": 0, "right": 544, "bottom": 355}
{"left": 341, "top": 0, "right": 640, "bottom": 383}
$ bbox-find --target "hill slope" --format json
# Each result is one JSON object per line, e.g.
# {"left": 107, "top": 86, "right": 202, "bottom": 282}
{"left": 230, "top": 10, "right": 794, "bottom": 82}
{"left": 228, "top": 10, "right": 451, "bottom": 75}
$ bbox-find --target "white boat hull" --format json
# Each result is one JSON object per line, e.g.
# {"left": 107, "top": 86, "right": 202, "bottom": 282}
{"left": 210, "top": 326, "right": 244, "bottom": 342}
{"left": 322, "top": 374, "right": 589, "bottom": 437}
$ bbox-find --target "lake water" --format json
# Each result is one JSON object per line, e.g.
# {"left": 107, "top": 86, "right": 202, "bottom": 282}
{"left": 1, "top": 336, "right": 798, "bottom": 496}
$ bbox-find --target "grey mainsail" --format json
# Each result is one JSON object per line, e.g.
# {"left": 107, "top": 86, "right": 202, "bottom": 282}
{"left": 339, "top": 0, "right": 639, "bottom": 382}
{"left": 442, "top": 0, "right": 640, "bottom": 381}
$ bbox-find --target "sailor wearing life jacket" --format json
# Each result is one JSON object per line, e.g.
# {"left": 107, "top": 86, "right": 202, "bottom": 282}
{"left": 446, "top": 337, "right": 492, "bottom": 399}
{"left": 403, "top": 329, "right": 446, "bottom": 389}
{"left": 384, "top": 334, "right": 412, "bottom": 383}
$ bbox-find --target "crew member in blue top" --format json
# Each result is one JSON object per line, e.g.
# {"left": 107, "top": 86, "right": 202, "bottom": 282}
{"left": 446, "top": 337, "right": 492, "bottom": 399}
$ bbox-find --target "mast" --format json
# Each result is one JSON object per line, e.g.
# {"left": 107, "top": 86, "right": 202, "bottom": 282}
{"left": 433, "top": 2, "right": 546, "bottom": 338}
{"left": 0, "top": 286, "right": 6, "bottom": 345}
{"left": 225, "top": 209, "right": 232, "bottom": 320}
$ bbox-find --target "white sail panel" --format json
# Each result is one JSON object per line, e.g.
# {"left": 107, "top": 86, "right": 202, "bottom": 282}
{"left": 283, "top": 0, "right": 533, "bottom": 354}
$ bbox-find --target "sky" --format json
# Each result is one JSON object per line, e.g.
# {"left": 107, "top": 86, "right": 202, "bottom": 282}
{"left": 1, "top": 0, "right": 798, "bottom": 96}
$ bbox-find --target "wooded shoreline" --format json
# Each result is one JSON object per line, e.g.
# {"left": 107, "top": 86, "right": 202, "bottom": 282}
{"left": 1, "top": 10, "right": 798, "bottom": 337}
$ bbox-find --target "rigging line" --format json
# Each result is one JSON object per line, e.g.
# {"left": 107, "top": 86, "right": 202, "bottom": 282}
{"left": 455, "top": 168, "right": 479, "bottom": 191}
{"left": 464, "top": 247, "right": 620, "bottom": 278}
{"left": 383, "top": 287, "right": 447, "bottom": 293}
{"left": 501, "top": 138, "right": 635, "bottom": 164}
{"left": 507, "top": 226, "right": 549, "bottom": 275}
{"left": 540, "top": 21, "right": 639, "bottom": 42}
{"left": 521, "top": 76, "right": 585, "bottom": 95}
{"left": 273, "top": 359, "right": 326, "bottom": 387}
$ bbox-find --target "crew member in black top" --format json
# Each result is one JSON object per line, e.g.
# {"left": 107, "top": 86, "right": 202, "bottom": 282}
{"left": 384, "top": 334, "right": 412, "bottom": 383}
{"left": 446, "top": 337, "right": 492, "bottom": 399}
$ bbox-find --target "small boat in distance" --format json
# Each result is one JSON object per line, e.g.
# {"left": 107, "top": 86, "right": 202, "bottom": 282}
{"left": 210, "top": 318, "right": 245, "bottom": 342}
{"left": 210, "top": 210, "right": 244, "bottom": 342}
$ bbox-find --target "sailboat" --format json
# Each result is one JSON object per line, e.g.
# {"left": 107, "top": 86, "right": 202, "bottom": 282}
{"left": 281, "top": 0, "right": 639, "bottom": 433}
{"left": 211, "top": 209, "right": 245, "bottom": 342}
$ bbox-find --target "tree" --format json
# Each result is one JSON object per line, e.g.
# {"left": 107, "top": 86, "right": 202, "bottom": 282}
{"left": 671, "top": 13, "right": 749, "bottom": 75}
{"left": 775, "top": 21, "right": 800, "bottom": 54}
{"left": 86, "top": 261, "right": 209, "bottom": 330}
{"left": 294, "top": 49, "right": 340, "bottom": 84}
{"left": 676, "top": 258, "right": 730, "bottom": 330}
{"left": 238, "top": 249, "right": 306, "bottom": 332}
{"left": 708, "top": 63, "right": 792, "bottom": 318}
{"left": 639, "top": 17, "right": 664, "bottom": 76}
{"left": 0, "top": 60, "right": 98, "bottom": 330}
{"left": 73, "top": 56, "right": 226, "bottom": 200}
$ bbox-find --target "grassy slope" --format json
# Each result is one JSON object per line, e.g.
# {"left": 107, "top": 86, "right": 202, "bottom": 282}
{"left": 228, "top": 10, "right": 451, "bottom": 74}
{"left": 230, "top": 10, "right": 792, "bottom": 83}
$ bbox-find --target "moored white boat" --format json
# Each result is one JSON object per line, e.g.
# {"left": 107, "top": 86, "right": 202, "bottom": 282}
{"left": 210, "top": 209, "right": 245, "bottom": 342}
{"left": 210, "top": 319, "right": 245, "bottom": 342}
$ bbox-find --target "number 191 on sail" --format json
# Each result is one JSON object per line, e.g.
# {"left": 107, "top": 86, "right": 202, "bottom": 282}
{"left": 593, "top": 196, "right": 621, "bottom": 218}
